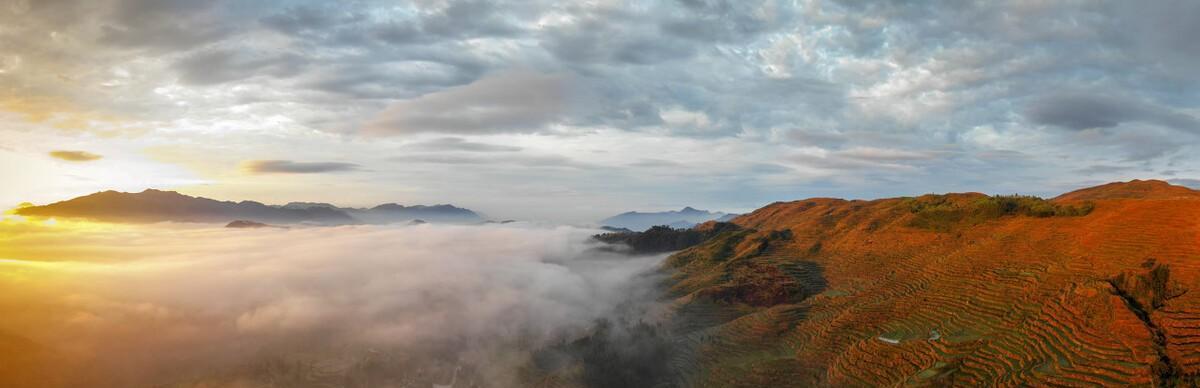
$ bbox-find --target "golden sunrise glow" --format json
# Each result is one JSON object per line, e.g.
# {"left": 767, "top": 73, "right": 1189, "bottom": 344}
{"left": 5, "top": 1, "right": 1200, "bottom": 387}
{"left": 0, "top": 215, "right": 157, "bottom": 264}
{"left": 0, "top": 96, "right": 141, "bottom": 136}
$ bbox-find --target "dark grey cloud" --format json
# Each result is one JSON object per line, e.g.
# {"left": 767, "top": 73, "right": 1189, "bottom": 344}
{"left": 1103, "top": 1, "right": 1200, "bottom": 81}
{"left": 49, "top": 150, "right": 103, "bottom": 162}
{"left": 611, "top": 37, "right": 698, "bottom": 65}
{"left": 539, "top": 5, "right": 698, "bottom": 66}
{"left": 660, "top": 0, "right": 785, "bottom": 43}
{"left": 369, "top": 22, "right": 422, "bottom": 45}
{"left": 1074, "top": 164, "right": 1134, "bottom": 176}
{"left": 97, "top": 0, "right": 231, "bottom": 50}
{"left": 417, "top": 0, "right": 525, "bottom": 39}
{"left": 259, "top": 5, "right": 359, "bottom": 36}
{"left": 1059, "top": 125, "right": 1188, "bottom": 162}
{"left": 367, "top": 72, "right": 566, "bottom": 135}
{"left": 543, "top": 26, "right": 696, "bottom": 66}
{"left": 241, "top": 160, "right": 361, "bottom": 174}
{"left": 261, "top": 1, "right": 522, "bottom": 46}
{"left": 6, "top": 0, "right": 1200, "bottom": 217}
{"left": 1026, "top": 94, "right": 1134, "bottom": 130}
{"left": 173, "top": 48, "right": 308, "bottom": 85}
{"left": 300, "top": 58, "right": 482, "bottom": 99}
{"left": 1026, "top": 93, "right": 1200, "bottom": 132}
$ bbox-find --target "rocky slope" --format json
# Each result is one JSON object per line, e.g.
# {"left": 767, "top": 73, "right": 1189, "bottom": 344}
{"left": 659, "top": 179, "right": 1200, "bottom": 387}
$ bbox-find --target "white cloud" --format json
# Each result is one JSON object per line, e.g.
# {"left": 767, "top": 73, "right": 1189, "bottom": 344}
{"left": 659, "top": 107, "right": 713, "bottom": 131}
{"left": 0, "top": 222, "right": 666, "bottom": 387}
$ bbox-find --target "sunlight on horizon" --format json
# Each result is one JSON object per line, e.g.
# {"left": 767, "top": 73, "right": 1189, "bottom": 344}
{"left": 4, "top": 1, "right": 1200, "bottom": 387}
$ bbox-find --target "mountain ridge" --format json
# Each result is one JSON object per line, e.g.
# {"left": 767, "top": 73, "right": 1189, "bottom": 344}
{"left": 14, "top": 189, "right": 483, "bottom": 225}
{"left": 600, "top": 206, "right": 737, "bottom": 231}
{"left": 653, "top": 179, "right": 1200, "bottom": 386}
{"left": 1054, "top": 178, "right": 1200, "bottom": 201}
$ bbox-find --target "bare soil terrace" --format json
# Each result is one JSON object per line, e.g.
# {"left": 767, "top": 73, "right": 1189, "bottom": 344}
{"left": 663, "top": 179, "right": 1200, "bottom": 387}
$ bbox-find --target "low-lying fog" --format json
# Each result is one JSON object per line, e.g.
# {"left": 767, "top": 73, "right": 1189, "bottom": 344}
{"left": 0, "top": 221, "right": 670, "bottom": 387}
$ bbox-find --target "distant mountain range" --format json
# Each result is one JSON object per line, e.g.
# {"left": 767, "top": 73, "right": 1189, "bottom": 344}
{"left": 599, "top": 206, "right": 738, "bottom": 231}
{"left": 14, "top": 189, "right": 482, "bottom": 225}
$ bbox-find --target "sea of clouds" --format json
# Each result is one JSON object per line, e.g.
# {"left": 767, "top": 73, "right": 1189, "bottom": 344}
{"left": 0, "top": 221, "right": 668, "bottom": 387}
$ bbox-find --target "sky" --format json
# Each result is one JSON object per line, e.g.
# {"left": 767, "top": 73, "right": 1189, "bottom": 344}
{"left": 1, "top": 0, "right": 1199, "bottom": 222}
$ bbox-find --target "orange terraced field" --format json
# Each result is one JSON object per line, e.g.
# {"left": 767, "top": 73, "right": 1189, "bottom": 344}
{"left": 661, "top": 179, "right": 1200, "bottom": 387}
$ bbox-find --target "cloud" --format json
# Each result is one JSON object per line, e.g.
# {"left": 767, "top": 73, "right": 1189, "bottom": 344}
{"left": 628, "top": 158, "right": 683, "bottom": 168}
{"left": 537, "top": 5, "right": 670, "bottom": 65}
{"left": 259, "top": 5, "right": 357, "bottom": 36}
{"left": 262, "top": 1, "right": 522, "bottom": 44}
{"left": 241, "top": 160, "right": 361, "bottom": 174}
{"left": 1064, "top": 125, "right": 1187, "bottom": 162}
{"left": 415, "top": 0, "right": 525, "bottom": 39}
{"left": 541, "top": 17, "right": 698, "bottom": 65}
{"left": 1074, "top": 164, "right": 1134, "bottom": 176}
{"left": 391, "top": 153, "right": 592, "bottom": 169}
{"left": 1104, "top": 1, "right": 1200, "bottom": 81}
{"left": 660, "top": 0, "right": 785, "bottom": 43}
{"left": 790, "top": 146, "right": 942, "bottom": 171}
{"left": 96, "top": 0, "right": 232, "bottom": 50}
{"left": 48, "top": 150, "right": 103, "bottom": 162}
{"left": 787, "top": 129, "right": 849, "bottom": 148}
{"left": 1025, "top": 93, "right": 1200, "bottom": 132}
{"left": 5, "top": 0, "right": 1200, "bottom": 218}
{"left": 1168, "top": 178, "right": 1200, "bottom": 189}
{"left": 173, "top": 48, "right": 308, "bottom": 85}
{"left": 837, "top": 147, "right": 941, "bottom": 162}
{"left": 0, "top": 222, "right": 665, "bottom": 387}
{"left": 367, "top": 72, "right": 567, "bottom": 135}
{"left": 401, "top": 137, "right": 522, "bottom": 152}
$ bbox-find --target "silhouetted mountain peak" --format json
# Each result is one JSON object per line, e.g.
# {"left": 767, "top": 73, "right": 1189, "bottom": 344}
{"left": 282, "top": 202, "right": 338, "bottom": 210}
{"left": 14, "top": 189, "right": 482, "bottom": 225}
{"left": 372, "top": 203, "right": 406, "bottom": 211}
{"left": 600, "top": 206, "right": 737, "bottom": 231}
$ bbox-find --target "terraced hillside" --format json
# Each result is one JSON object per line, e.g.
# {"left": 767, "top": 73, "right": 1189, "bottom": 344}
{"left": 662, "top": 179, "right": 1200, "bottom": 387}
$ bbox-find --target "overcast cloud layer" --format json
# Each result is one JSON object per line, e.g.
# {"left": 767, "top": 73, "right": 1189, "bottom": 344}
{"left": 1, "top": 0, "right": 1199, "bottom": 221}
